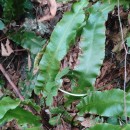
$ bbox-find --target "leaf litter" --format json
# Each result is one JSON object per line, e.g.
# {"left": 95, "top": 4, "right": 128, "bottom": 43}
{"left": 96, "top": 6, "right": 130, "bottom": 90}
{"left": 0, "top": 1, "right": 130, "bottom": 130}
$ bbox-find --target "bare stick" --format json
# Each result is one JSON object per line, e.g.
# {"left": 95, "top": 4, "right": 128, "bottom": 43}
{"left": 0, "top": 64, "right": 24, "bottom": 101}
{"left": 117, "top": 0, "right": 128, "bottom": 123}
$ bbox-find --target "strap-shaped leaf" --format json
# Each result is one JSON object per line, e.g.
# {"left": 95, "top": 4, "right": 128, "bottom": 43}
{"left": 9, "top": 31, "right": 46, "bottom": 55}
{"left": 35, "top": 0, "right": 88, "bottom": 105}
{"left": 0, "top": 20, "right": 5, "bottom": 30}
{"left": 88, "top": 123, "right": 130, "bottom": 130}
{"left": 72, "top": 2, "right": 115, "bottom": 92}
{"left": 78, "top": 89, "right": 130, "bottom": 117}
{"left": 0, "top": 107, "right": 41, "bottom": 127}
{"left": 0, "top": 97, "right": 20, "bottom": 119}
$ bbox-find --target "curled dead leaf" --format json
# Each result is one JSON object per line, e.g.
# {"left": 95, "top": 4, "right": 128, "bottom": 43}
{"left": 48, "top": 0, "right": 57, "bottom": 17}
{"left": 1, "top": 39, "right": 14, "bottom": 56}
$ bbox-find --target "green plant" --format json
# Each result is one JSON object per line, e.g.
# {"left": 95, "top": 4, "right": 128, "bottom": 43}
{"left": 0, "top": 97, "right": 41, "bottom": 128}
{"left": 1, "top": 0, "right": 130, "bottom": 129}
{"left": 0, "top": 0, "right": 33, "bottom": 23}
{"left": 34, "top": 0, "right": 130, "bottom": 129}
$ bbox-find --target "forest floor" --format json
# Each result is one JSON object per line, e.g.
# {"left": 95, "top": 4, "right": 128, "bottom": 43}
{"left": 0, "top": 0, "right": 130, "bottom": 129}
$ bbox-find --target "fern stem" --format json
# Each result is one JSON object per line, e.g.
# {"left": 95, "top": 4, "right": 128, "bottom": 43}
{"left": 58, "top": 88, "right": 87, "bottom": 97}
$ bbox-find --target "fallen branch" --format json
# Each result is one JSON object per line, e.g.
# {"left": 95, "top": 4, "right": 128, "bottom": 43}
{"left": 0, "top": 64, "right": 24, "bottom": 101}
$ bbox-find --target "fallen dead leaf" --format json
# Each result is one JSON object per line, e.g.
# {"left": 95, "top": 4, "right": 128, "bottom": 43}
{"left": 48, "top": 0, "right": 57, "bottom": 17}
{"left": 5, "top": 39, "right": 14, "bottom": 54}
{"left": 1, "top": 39, "right": 14, "bottom": 56}
{"left": 38, "top": 0, "right": 57, "bottom": 22}
{"left": 81, "top": 118, "right": 94, "bottom": 128}
{"left": 1, "top": 42, "right": 8, "bottom": 56}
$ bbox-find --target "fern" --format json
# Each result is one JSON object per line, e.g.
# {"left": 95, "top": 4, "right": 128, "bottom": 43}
{"left": 9, "top": 30, "right": 46, "bottom": 56}
{"left": 35, "top": 0, "right": 88, "bottom": 105}
{"left": 0, "top": 97, "right": 20, "bottom": 119}
{"left": 0, "top": 107, "right": 41, "bottom": 127}
{"left": 70, "top": 2, "right": 115, "bottom": 94}
{"left": 0, "top": 97, "right": 41, "bottom": 128}
{"left": 78, "top": 89, "right": 130, "bottom": 117}
{"left": 1, "top": 0, "right": 130, "bottom": 129}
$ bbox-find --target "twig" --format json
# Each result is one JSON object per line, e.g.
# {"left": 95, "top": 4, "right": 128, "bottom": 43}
{"left": 117, "top": 0, "right": 128, "bottom": 123}
{"left": 0, "top": 64, "right": 24, "bottom": 101}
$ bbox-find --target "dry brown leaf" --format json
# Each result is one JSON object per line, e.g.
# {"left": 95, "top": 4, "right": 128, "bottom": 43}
{"left": 1, "top": 42, "right": 9, "bottom": 56}
{"left": 5, "top": 39, "right": 14, "bottom": 54}
{"left": 48, "top": 0, "right": 57, "bottom": 17}
{"left": 1, "top": 39, "right": 14, "bottom": 56}
{"left": 38, "top": 0, "right": 57, "bottom": 22}
{"left": 81, "top": 118, "right": 94, "bottom": 128}
{"left": 28, "top": 53, "right": 32, "bottom": 71}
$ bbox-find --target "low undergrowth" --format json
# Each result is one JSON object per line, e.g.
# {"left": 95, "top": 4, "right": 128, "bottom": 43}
{"left": 0, "top": 0, "right": 130, "bottom": 129}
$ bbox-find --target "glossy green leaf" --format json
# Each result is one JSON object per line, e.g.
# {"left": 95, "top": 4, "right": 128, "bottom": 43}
{"left": 35, "top": 0, "right": 88, "bottom": 105}
{"left": 78, "top": 89, "right": 130, "bottom": 117}
{"left": 72, "top": 2, "right": 115, "bottom": 93}
{"left": 50, "top": 107, "right": 64, "bottom": 114}
{"left": 88, "top": 123, "right": 130, "bottom": 130}
{"left": 107, "top": 117, "right": 119, "bottom": 125}
{"left": 49, "top": 115, "right": 61, "bottom": 126}
{"left": 9, "top": 31, "right": 46, "bottom": 55}
{"left": 0, "top": 20, "right": 5, "bottom": 30}
{"left": 0, "top": 97, "right": 20, "bottom": 119}
{"left": 21, "top": 99, "right": 41, "bottom": 112}
{"left": 55, "top": 67, "right": 70, "bottom": 80}
{"left": 0, "top": 107, "right": 41, "bottom": 127}
{"left": 127, "top": 37, "right": 130, "bottom": 53}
